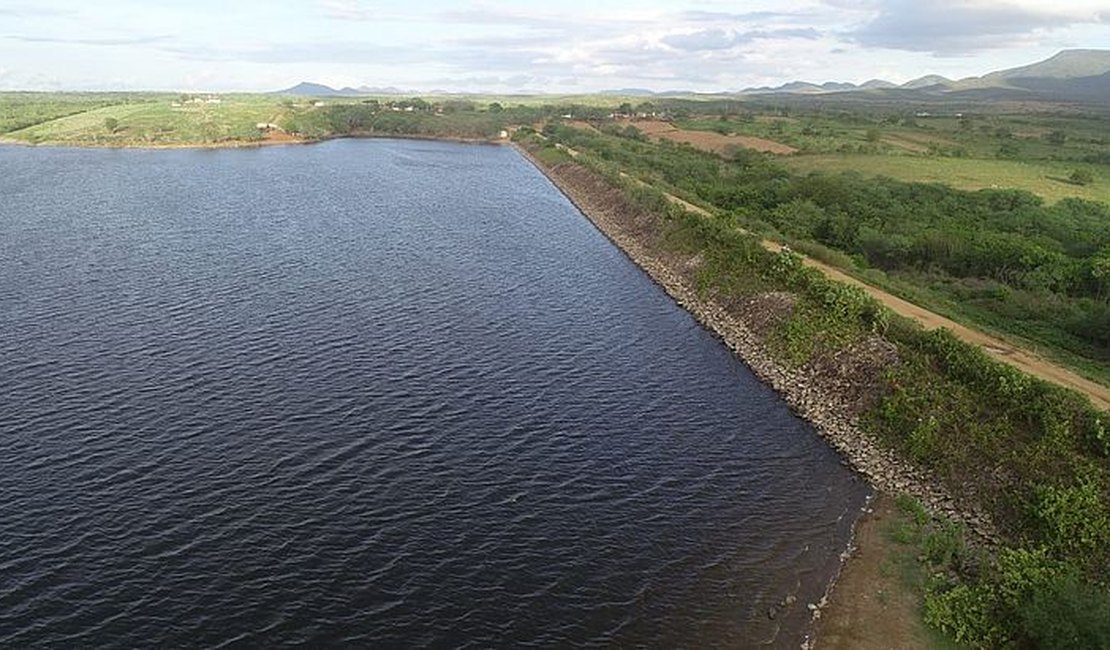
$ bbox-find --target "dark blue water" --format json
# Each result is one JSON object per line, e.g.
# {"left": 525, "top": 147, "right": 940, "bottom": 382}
{"left": 0, "top": 139, "right": 868, "bottom": 647}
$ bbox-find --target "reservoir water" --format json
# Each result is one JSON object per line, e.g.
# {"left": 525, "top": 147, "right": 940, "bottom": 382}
{"left": 0, "top": 139, "right": 868, "bottom": 647}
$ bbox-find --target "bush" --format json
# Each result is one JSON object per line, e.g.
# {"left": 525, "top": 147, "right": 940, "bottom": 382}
{"left": 997, "top": 548, "right": 1110, "bottom": 649}
{"left": 1017, "top": 572, "right": 1110, "bottom": 649}
{"left": 1070, "top": 169, "right": 1095, "bottom": 186}
{"left": 925, "top": 581, "right": 1005, "bottom": 647}
{"left": 1028, "top": 477, "right": 1110, "bottom": 560}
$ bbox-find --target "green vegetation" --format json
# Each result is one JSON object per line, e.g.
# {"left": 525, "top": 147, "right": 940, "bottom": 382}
{"left": 1071, "top": 168, "right": 1096, "bottom": 186}
{"left": 677, "top": 108, "right": 1110, "bottom": 204}
{"left": 892, "top": 496, "right": 1110, "bottom": 649}
{"left": 783, "top": 154, "right": 1110, "bottom": 204}
{"left": 280, "top": 99, "right": 530, "bottom": 140}
{"left": 1, "top": 93, "right": 287, "bottom": 145}
{"left": 0, "top": 92, "right": 141, "bottom": 134}
{"left": 0, "top": 92, "right": 623, "bottom": 146}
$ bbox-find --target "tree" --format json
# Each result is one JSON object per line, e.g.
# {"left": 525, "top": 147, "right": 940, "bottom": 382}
{"left": 1046, "top": 130, "right": 1067, "bottom": 145}
{"left": 1069, "top": 169, "right": 1095, "bottom": 186}
{"left": 1091, "top": 249, "right": 1110, "bottom": 300}
{"left": 104, "top": 117, "right": 120, "bottom": 133}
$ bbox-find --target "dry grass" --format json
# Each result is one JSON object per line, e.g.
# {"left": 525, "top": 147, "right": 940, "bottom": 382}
{"left": 631, "top": 119, "right": 798, "bottom": 155}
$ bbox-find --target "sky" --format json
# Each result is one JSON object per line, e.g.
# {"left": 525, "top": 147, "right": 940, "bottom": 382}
{"left": 1, "top": 0, "right": 1108, "bottom": 93}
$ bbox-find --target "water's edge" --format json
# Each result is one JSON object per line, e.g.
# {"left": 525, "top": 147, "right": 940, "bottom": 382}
{"left": 511, "top": 143, "right": 878, "bottom": 646}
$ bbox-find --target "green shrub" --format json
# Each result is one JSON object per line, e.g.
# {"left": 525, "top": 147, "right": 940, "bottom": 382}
{"left": 1016, "top": 572, "right": 1110, "bottom": 649}
{"left": 1028, "top": 477, "right": 1110, "bottom": 560}
{"left": 924, "top": 581, "right": 1005, "bottom": 647}
{"left": 1069, "top": 169, "right": 1095, "bottom": 186}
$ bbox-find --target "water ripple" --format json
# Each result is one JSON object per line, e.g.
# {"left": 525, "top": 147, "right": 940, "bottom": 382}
{"left": 0, "top": 139, "right": 868, "bottom": 648}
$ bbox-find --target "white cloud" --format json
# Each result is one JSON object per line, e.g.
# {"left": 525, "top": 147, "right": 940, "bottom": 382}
{"left": 848, "top": 0, "right": 1109, "bottom": 54}
{"left": 318, "top": 0, "right": 376, "bottom": 21}
{"left": 1, "top": 0, "right": 1108, "bottom": 92}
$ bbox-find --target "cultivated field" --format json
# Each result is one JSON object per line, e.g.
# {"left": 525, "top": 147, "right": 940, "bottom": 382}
{"left": 783, "top": 154, "right": 1110, "bottom": 204}
{"left": 631, "top": 119, "right": 797, "bottom": 154}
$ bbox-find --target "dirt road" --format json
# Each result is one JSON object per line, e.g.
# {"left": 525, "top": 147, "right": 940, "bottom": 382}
{"left": 553, "top": 142, "right": 1109, "bottom": 410}
{"left": 767, "top": 242, "right": 1110, "bottom": 410}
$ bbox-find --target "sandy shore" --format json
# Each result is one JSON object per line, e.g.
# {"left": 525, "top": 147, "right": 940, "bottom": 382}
{"left": 813, "top": 495, "right": 933, "bottom": 649}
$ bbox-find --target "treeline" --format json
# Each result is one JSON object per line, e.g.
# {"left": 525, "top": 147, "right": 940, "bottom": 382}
{"left": 523, "top": 134, "right": 1110, "bottom": 646}
{"left": 543, "top": 123, "right": 1110, "bottom": 367}
{"left": 280, "top": 101, "right": 669, "bottom": 141}
{"left": 281, "top": 102, "right": 517, "bottom": 139}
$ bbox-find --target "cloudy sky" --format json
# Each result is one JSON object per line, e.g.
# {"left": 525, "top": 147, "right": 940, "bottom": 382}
{"left": 1, "top": 0, "right": 1107, "bottom": 93}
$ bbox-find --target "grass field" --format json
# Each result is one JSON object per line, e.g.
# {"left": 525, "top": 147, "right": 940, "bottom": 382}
{"left": 783, "top": 153, "right": 1110, "bottom": 203}
{"left": 678, "top": 111, "right": 1110, "bottom": 161}
{"left": 4, "top": 95, "right": 296, "bottom": 146}
{"left": 0, "top": 92, "right": 146, "bottom": 134}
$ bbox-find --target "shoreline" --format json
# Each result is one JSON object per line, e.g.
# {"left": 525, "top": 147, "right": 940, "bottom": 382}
{"left": 511, "top": 141, "right": 996, "bottom": 537}
{"left": 510, "top": 142, "right": 998, "bottom": 647}
{"left": 0, "top": 132, "right": 507, "bottom": 151}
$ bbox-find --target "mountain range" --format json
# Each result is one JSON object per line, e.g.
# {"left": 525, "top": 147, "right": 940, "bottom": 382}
{"left": 277, "top": 82, "right": 414, "bottom": 96}
{"left": 740, "top": 49, "right": 1110, "bottom": 96}
{"left": 274, "top": 49, "right": 1110, "bottom": 104}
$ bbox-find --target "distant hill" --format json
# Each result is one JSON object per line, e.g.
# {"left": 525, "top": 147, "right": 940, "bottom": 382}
{"left": 273, "top": 82, "right": 358, "bottom": 97}
{"left": 272, "top": 82, "right": 413, "bottom": 96}
{"left": 956, "top": 49, "right": 1110, "bottom": 89}
{"left": 273, "top": 49, "right": 1110, "bottom": 106}
{"left": 861, "top": 79, "right": 898, "bottom": 90}
{"left": 1003, "top": 71, "right": 1110, "bottom": 103}
{"left": 736, "top": 49, "right": 1110, "bottom": 107}
{"left": 744, "top": 79, "right": 897, "bottom": 94}
{"left": 901, "top": 74, "right": 952, "bottom": 90}
{"left": 597, "top": 88, "right": 658, "bottom": 97}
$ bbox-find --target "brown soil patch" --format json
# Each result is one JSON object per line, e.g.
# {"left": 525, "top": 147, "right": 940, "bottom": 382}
{"left": 815, "top": 494, "right": 932, "bottom": 650}
{"left": 631, "top": 119, "right": 798, "bottom": 155}
{"left": 731, "top": 291, "right": 796, "bottom": 339}
{"left": 261, "top": 130, "right": 301, "bottom": 143}
{"left": 806, "top": 335, "right": 901, "bottom": 418}
{"left": 566, "top": 120, "right": 601, "bottom": 134}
